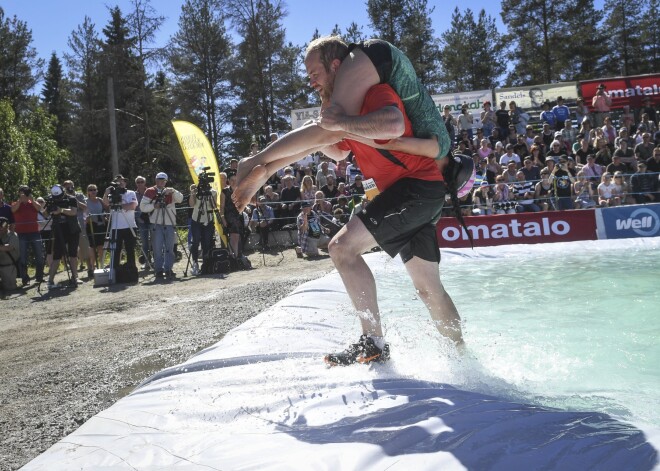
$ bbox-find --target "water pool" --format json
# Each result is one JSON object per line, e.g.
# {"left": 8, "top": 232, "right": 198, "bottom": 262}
{"left": 375, "top": 237, "right": 660, "bottom": 431}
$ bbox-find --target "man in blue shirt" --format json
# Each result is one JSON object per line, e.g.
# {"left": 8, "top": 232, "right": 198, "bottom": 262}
{"left": 552, "top": 96, "right": 571, "bottom": 131}
{"left": 540, "top": 101, "right": 557, "bottom": 130}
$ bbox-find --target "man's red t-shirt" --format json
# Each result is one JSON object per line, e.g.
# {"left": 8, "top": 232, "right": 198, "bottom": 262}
{"left": 337, "top": 84, "right": 443, "bottom": 192}
{"left": 12, "top": 201, "right": 39, "bottom": 234}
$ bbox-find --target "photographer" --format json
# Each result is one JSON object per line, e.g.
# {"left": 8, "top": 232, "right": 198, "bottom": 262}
{"left": 84, "top": 184, "right": 108, "bottom": 277}
{"left": 45, "top": 185, "right": 82, "bottom": 289}
{"left": 62, "top": 180, "right": 88, "bottom": 272}
{"left": 11, "top": 185, "right": 45, "bottom": 286}
{"left": 140, "top": 172, "right": 183, "bottom": 279}
{"left": 188, "top": 173, "right": 218, "bottom": 276}
{"left": 591, "top": 83, "right": 612, "bottom": 127}
{"left": 102, "top": 174, "right": 138, "bottom": 275}
{"left": 249, "top": 196, "right": 274, "bottom": 249}
{"left": 134, "top": 176, "right": 152, "bottom": 269}
{"left": 552, "top": 156, "right": 576, "bottom": 210}
{"left": 220, "top": 174, "right": 244, "bottom": 259}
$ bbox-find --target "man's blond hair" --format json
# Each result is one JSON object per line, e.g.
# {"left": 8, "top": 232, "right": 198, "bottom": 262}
{"left": 305, "top": 35, "right": 349, "bottom": 73}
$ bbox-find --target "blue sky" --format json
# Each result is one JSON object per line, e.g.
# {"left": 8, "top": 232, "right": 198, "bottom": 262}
{"left": 4, "top": 0, "right": 505, "bottom": 65}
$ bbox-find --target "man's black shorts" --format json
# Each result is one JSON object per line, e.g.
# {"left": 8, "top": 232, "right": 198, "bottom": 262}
{"left": 356, "top": 178, "right": 446, "bottom": 264}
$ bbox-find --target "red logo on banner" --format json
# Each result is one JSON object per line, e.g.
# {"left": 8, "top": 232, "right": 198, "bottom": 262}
{"left": 436, "top": 210, "right": 597, "bottom": 248}
{"left": 581, "top": 74, "right": 660, "bottom": 110}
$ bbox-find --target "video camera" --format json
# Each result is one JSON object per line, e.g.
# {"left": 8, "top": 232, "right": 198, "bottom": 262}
{"left": 45, "top": 192, "right": 69, "bottom": 213}
{"left": 107, "top": 181, "right": 127, "bottom": 206}
{"left": 197, "top": 167, "right": 215, "bottom": 197}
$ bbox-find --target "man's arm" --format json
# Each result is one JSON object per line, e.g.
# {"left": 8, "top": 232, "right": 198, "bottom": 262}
{"left": 320, "top": 103, "right": 405, "bottom": 140}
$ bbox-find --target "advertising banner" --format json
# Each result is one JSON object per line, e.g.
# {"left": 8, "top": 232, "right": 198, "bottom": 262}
{"left": 171, "top": 120, "right": 227, "bottom": 247}
{"left": 437, "top": 210, "right": 597, "bottom": 248}
{"left": 291, "top": 106, "right": 321, "bottom": 130}
{"left": 292, "top": 90, "right": 493, "bottom": 129}
{"left": 595, "top": 203, "right": 660, "bottom": 240}
{"left": 581, "top": 74, "right": 660, "bottom": 111}
{"left": 495, "top": 83, "right": 578, "bottom": 110}
{"left": 431, "top": 89, "right": 493, "bottom": 128}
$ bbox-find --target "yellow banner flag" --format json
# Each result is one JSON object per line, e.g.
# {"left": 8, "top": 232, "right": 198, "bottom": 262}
{"left": 171, "top": 120, "right": 227, "bottom": 247}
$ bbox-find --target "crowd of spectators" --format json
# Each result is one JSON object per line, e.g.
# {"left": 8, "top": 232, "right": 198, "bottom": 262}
{"left": 448, "top": 93, "right": 659, "bottom": 215}
{"left": 2, "top": 92, "right": 659, "bottom": 291}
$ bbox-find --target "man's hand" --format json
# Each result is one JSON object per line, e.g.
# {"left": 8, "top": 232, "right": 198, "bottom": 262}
{"left": 319, "top": 103, "right": 347, "bottom": 132}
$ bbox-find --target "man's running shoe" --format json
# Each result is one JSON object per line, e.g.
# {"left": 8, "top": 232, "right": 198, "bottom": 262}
{"left": 324, "top": 335, "right": 390, "bottom": 366}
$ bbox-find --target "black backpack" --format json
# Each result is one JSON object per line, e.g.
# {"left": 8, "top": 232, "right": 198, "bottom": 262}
{"left": 202, "top": 248, "right": 231, "bottom": 274}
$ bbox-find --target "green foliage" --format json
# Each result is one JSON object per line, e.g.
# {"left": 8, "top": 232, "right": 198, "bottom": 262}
{"left": 501, "top": 0, "right": 587, "bottom": 85}
{"left": 367, "top": 0, "right": 405, "bottom": 44}
{"left": 439, "top": 8, "right": 506, "bottom": 92}
{"left": 42, "top": 52, "right": 70, "bottom": 146}
{"left": 0, "top": 8, "right": 44, "bottom": 114}
{"left": 367, "top": 0, "right": 443, "bottom": 91}
{"left": 227, "top": 0, "right": 310, "bottom": 157}
{"left": 0, "top": 99, "right": 64, "bottom": 198}
{"left": 0, "top": 99, "right": 30, "bottom": 196}
{"left": 169, "top": 0, "right": 233, "bottom": 159}
{"left": 601, "top": 0, "right": 646, "bottom": 76}
{"left": 20, "top": 106, "right": 67, "bottom": 196}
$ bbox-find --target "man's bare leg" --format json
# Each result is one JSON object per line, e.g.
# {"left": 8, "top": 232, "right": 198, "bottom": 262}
{"left": 233, "top": 148, "right": 331, "bottom": 211}
{"left": 327, "top": 215, "right": 382, "bottom": 336}
{"left": 403, "top": 256, "right": 464, "bottom": 345}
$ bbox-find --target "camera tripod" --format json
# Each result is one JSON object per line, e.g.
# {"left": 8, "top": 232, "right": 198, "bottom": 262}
{"left": 103, "top": 203, "right": 151, "bottom": 284}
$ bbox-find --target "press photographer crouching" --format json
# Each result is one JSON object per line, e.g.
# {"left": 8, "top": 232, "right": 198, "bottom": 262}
{"left": 140, "top": 172, "right": 183, "bottom": 280}
{"left": 189, "top": 167, "right": 218, "bottom": 276}
{"left": 0, "top": 216, "right": 20, "bottom": 294}
{"left": 102, "top": 174, "right": 139, "bottom": 279}
{"left": 45, "top": 184, "right": 82, "bottom": 289}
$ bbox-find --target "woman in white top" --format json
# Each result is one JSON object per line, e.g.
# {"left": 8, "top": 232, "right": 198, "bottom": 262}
{"left": 612, "top": 171, "right": 635, "bottom": 205}
{"left": 300, "top": 175, "right": 317, "bottom": 203}
{"left": 457, "top": 104, "right": 474, "bottom": 140}
{"left": 597, "top": 173, "right": 621, "bottom": 207}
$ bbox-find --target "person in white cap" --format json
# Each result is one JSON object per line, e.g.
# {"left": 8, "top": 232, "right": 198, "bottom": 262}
{"left": 140, "top": 172, "right": 183, "bottom": 279}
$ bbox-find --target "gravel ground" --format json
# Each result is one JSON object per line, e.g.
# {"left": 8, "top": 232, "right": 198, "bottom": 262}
{"left": 0, "top": 248, "right": 335, "bottom": 471}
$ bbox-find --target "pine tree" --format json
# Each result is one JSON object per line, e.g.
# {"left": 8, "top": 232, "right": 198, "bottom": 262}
{"left": 367, "top": 0, "right": 443, "bottom": 91}
{"left": 228, "top": 0, "right": 307, "bottom": 156}
{"left": 343, "top": 22, "right": 366, "bottom": 44}
{"left": 0, "top": 7, "right": 44, "bottom": 113}
{"left": 601, "top": 0, "right": 645, "bottom": 76}
{"left": 563, "top": 0, "right": 607, "bottom": 80}
{"left": 438, "top": 8, "right": 505, "bottom": 92}
{"left": 367, "top": 0, "right": 404, "bottom": 44}
{"left": 127, "top": 0, "right": 166, "bottom": 165}
{"left": 169, "top": 0, "right": 233, "bottom": 158}
{"left": 501, "top": 0, "right": 586, "bottom": 85}
{"left": 64, "top": 16, "right": 105, "bottom": 184}
{"left": 640, "top": 0, "right": 660, "bottom": 74}
{"left": 41, "top": 52, "right": 69, "bottom": 146}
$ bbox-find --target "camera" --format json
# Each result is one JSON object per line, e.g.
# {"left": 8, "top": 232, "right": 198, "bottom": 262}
{"left": 154, "top": 188, "right": 166, "bottom": 205}
{"left": 19, "top": 185, "right": 32, "bottom": 197}
{"left": 197, "top": 167, "right": 215, "bottom": 197}
{"left": 107, "top": 182, "right": 127, "bottom": 206}
{"left": 44, "top": 188, "right": 67, "bottom": 213}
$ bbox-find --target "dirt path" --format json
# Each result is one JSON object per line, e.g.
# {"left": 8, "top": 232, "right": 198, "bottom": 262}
{"left": 0, "top": 248, "right": 335, "bottom": 471}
